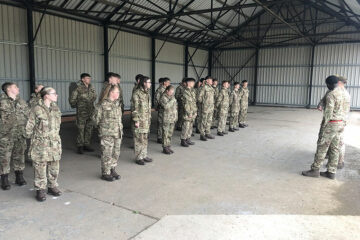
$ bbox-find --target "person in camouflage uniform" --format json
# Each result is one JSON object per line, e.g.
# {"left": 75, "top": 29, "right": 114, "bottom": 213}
{"left": 302, "top": 75, "right": 345, "bottom": 180}
{"left": 93, "top": 85, "right": 123, "bottom": 182}
{"left": 216, "top": 80, "right": 230, "bottom": 136}
{"left": 98, "top": 72, "right": 124, "bottom": 110}
{"left": 69, "top": 73, "right": 97, "bottom": 154}
{"left": 211, "top": 78, "right": 219, "bottom": 128}
{"left": 131, "top": 76, "right": 153, "bottom": 165}
{"left": 130, "top": 74, "right": 144, "bottom": 138}
{"left": 239, "top": 80, "right": 249, "bottom": 128}
{"left": 175, "top": 79, "right": 186, "bottom": 131}
{"left": 180, "top": 78, "right": 197, "bottom": 147}
{"left": 0, "top": 83, "right": 29, "bottom": 190}
{"left": 194, "top": 78, "right": 204, "bottom": 134}
{"left": 25, "top": 87, "right": 62, "bottom": 201}
{"left": 159, "top": 85, "right": 177, "bottom": 154}
{"left": 197, "top": 76, "right": 215, "bottom": 141}
{"left": 29, "top": 84, "right": 44, "bottom": 108}
{"left": 155, "top": 77, "right": 171, "bottom": 144}
{"left": 229, "top": 82, "right": 241, "bottom": 132}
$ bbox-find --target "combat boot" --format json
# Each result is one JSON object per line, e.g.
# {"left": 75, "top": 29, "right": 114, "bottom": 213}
{"left": 186, "top": 138, "right": 195, "bottom": 145}
{"left": 48, "top": 187, "right": 62, "bottom": 196}
{"left": 111, "top": 168, "right": 121, "bottom": 180}
{"left": 1, "top": 174, "right": 11, "bottom": 190}
{"left": 135, "top": 159, "right": 145, "bottom": 165}
{"left": 320, "top": 171, "right": 335, "bottom": 180}
{"left": 191, "top": 133, "right": 195, "bottom": 137}
{"left": 144, "top": 157, "right": 153, "bottom": 162}
{"left": 239, "top": 124, "right": 245, "bottom": 128}
{"left": 244, "top": 124, "right": 249, "bottom": 127}
{"left": 234, "top": 127, "right": 239, "bottom": 131}
{"left": 77, "top": 146, "right": 84, "bottom": 154}
{"left": 217, "top": 132, "right": 224, "bottom": 136}
{"left": 200, "top": 135, "right": 207, "bottom": 141}
{"left": 337, "top": 162, "right": 345, "bottom": 169}
{"left": 302, "top": 169, "right": 320, "bottom": 178}
{"left": 205, "top": 134, "right": 215, "bottom": 139}
{"left": 36, "top": 189, "right": 46, "bottom": 202}
{"left": 229, "top": 128, "right": 235, "bottom": 132}
{"left": 181, "top": 139, "right": 189, "bottom": 147}
{"left": 83, "top": 146, "right": 94, "bottom": 152}
{"left": 101, "top": 174, "right": 115, "bottom": 182}
{"left": 157, "top": 138, "right": 162, "bottom": 144}
{"left": 168, "top": 147, "right": 174, "bottom": 154}
{"left": 223, "top": 131, "right": 228, "bottom": 135}
{"left": 15, "top": 170, "right": 27, "bottom": 186}
{"left": 163, "top": 147, "right": 171, "bottom": 154}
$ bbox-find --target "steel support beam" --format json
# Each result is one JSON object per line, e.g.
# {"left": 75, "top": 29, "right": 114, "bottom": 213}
{"left": 184, "top": 43, "right": 189, "bottom": 77}
{"left": 103, "top": 24, "right": 109, "bottom": 80}
{"left": 253, "top": 48, "right": 259, "bottom": 105}
{"left": 307, "top": 44, "right": 315, "bottom": 109}
{"left": 208, "top": 48, "right": 213, "bottom": 76}
{"left": 151, "top": 37, "right": 156, "bottom": 107}
{"left": 26, "top": 4, "right": 36, "bottom": 93}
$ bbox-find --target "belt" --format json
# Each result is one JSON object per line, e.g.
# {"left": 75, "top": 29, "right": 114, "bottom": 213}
{"left": 329, "top": 120, "right": 343, "bottom": 123}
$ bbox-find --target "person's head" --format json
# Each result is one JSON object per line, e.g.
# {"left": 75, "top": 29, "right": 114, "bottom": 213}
{"left": 335, "top": 75, "right": 347, "bottom": 88}
{"left": 135, "top": 74, "right": 143, "bottom": 84}
{"left": 34, "top": 84, "right": 44, "bottom": 94}
{"left": 140, "top": 76, "right": 151, "bottom": 90}
{"left": 106, "top": 72, "right": 120, "bottom": 85}
{"left": 108, "top": 85, "right": 120, "bottom": 101}
{"left": 40, "top": 87, "right": 58, "bottom": 102}
{"left": 205, "top": 76, "right": 213, "bottom": 85}
{"left": 241, "top": 80, "right": 248, "bottom": 88}
{"left": 114, "top": 73, "right": 121, "bottom": 84}
{"left": 213, "top": 78, "right": 218, "bottom": 87}
{"left": 1, "top": 82, "right": 19, "bottom": 98}
{"left": 234, "top": 82, "right": 240, "bottom": 89}
{"left": 158, "top": 78, "right": 164, "bottom": 85}
{"left": 163, "top": 77, "right": 171, "bottom": 87}
{"left": 222, "top": 80, "right": 230, "bottom": 89}
{"left": 165, "top": 85, "right": 175, "bottom": 96}
{"left": 185, "top": 78, "right": 196, "bottom": 88}
{"left": 81, "top": 73, "right": 91, "bottom": 85}
{"left": 325, "top": 75, "right": 339, "bottom": 90}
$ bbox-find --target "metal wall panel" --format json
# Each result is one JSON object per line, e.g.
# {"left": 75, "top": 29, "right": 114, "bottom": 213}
{"left": 0, "top": 4, "right": 30, "bottom": 101}
{"left": 188, "top": 47, "right": 208, "bottom": 79}
{"left": 311, "top": 43, "right": 360, "bottom": 108}
{"left": 33, "top": 12, "right": 104, "bottom": 114}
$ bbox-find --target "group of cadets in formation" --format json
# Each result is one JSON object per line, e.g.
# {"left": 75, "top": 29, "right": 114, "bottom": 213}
{"left": 0, "top": 72, "right": 350, "bottom": 202}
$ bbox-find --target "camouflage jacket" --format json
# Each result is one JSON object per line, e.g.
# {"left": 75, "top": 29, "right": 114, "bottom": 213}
{"left": 239, "top": 87, "right": 249, "bottom": 106}
{"left": 0, "top": 93, "right": 29, "bottom": 137}
{"left": 69, "top": 80, "right": 97, "bottom": 118}
{"left": 131, "top": 87, "right": 151, "bottom": 133}
{"left": 213, "top": 86, "right": 219, "bottom": 105}
{"left": 29, "top": 92, "right": 41, "bottom": 108}
{"left": 323, "top": 87, "right": 345, "bottom": 125}
{"left": 197, "top": 82, "right": 215, "bottom": 114}
{"left": 229, "top": 89, "right": 240, "bottom": 113}
{"left": 25, "top": 100, "right": 62, "bottom": 162}
{"left": 342, "top": 88, "right": 351, "bottom": 122}
{"left": 175, "top": 85, "right": 185, "bottom": 106}
{"left": 93, "top": 99, "right": 123, "bottom": 138}
{"left": 182, "top": 87, "right": 197, "bottom": 121}
{"left": 98, "top": 82, "right": 124, "bottom": 112}
{"left": 216, "top": 87, "right": 230, "bottom": 113}
{"left": 154, "top": 85, "right": 166, "bottom": 111}
{"left": 159, "top": 93, "right": 178, "bottom": 123}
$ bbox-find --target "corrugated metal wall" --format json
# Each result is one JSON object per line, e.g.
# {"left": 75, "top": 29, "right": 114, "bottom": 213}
{"left": 311, "top": 43, "right": 360, "bottom": 109}
{"left": 188, "top": 47, "right": 209, "bottom": 80}
{"left": 257, "top": 46, "right": 311, "bottom": 106}
{"left": 33, "top": 12, "right": 104, "bottom": 114}
{"left": 213, "top": 49, "right": 256, "bottom": 102}
{"left": 0, "top": 5, "right": 29, "bottom": 100}
{"left": 108, "top": 30, "right": 151, "bottom": 109}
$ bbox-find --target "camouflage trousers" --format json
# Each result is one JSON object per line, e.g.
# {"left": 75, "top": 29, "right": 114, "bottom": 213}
{"left": 212, "top": 107, "right": 218, "bottom": 127}
{"left": 199, "top": 111, "right": 213, "bottom": 135}
{"left": 176, "top": 106, "right": 184, "bottom": 129}
{"left": 311, "top": 122, "right": 344, "bottom": 173}
{"left": 239, "top": 106, "right": 248, "bottom": 124}
{"left": 33, "top": 160, "right": 59, "bottom": 190}
{"left": 134, "top": 132, "right": 148, "bottom": 161}
{"left": 100, "top": 136, "right": 122, "bottom": 175}
{"left": 181, "top": 120, "right": 194, "bottom": 139}
{"left": 162, "top": 122, "right": 175, "bottom": 147}
{"left": 0, "top": 135, "right": 26, "bottom": 175}
{"left": 229, "top": 112, "right": 239, "bottom": 129}
{"left": 157, "top": 111, "right": 164, "bottom": 140}
{"left": 76, "top": 116, "right": 94, "bottom": 147}
{"left": 217, "top": 110, "right": 228, "bottom": 133}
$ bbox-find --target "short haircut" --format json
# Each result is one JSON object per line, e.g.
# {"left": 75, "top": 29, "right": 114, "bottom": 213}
{"left": 163, "top": 77, "right": 170, "bottom": 82}
{"left": 1, "top": 82, "right": 15, "bottom": 93}
{"left": 165, "top": 85, "right": 174, "bottom": 92}
{"left": 205, "top": 76, "right": 212, "bottom": 80}
{"left": 213, "top": 78, "right": 218, "bottom": 82}
{"left": 234, "top": 82, "right": 240, "bottom": 86}
{"left": 135, "top": 74, "right": 143, "bottom": 82}
{"left": 80, "top": 73, "right": 91, "bottom": 79}
{"left": 158, "top": 78, "right": 164, "bottom": 83}
{"left": 106, "top": 72, "right": 119, "bottom": 82}
{"left": 242, "top": 80, "right": 248, "bottom": 83}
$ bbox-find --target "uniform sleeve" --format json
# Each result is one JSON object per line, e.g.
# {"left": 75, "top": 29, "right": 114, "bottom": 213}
{"left": 323, "top": 94, "right": 335, "bottom": 125}
{"left": 159, "top": 95, "right": 170, "bottom": 111}
{"left": 92, "top": 104, "right": 102, "bottom": 126}
{"left": 91, "top": 86, "right": 97, "bottom": 103}
{"left": 317, "top": 90, "right": 328, "bottom": 109}
{"left": 215, "top": 91, "right": 224, "bottom": 108}
{"left": 69, "top": 86, "right": 78, "bottom": 108}
{"left": 197, "top": 87, "right": 205, "bottom": 104}
{"left": 25, "top": 108, "right": 36, "bottom": 138}
{"left": 229, "top": 92, "right": 234, "bottom": 106}
{"left": 131, "top": 92, "right": 140, "bottom": 122}
{"left": 154, "top": 88, "right": 161, "bottom": 110}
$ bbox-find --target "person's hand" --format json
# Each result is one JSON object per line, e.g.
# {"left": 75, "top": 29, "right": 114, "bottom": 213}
{"left": 135, "top": 122, "right": 139, "bottom": 128}
{"left": 317, "top": 106, "right": 323, "bottom": 111}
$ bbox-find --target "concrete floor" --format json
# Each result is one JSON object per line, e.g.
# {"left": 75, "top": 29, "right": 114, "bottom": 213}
{"left": 1, "top": 106, "right": 359, "bottom": 240}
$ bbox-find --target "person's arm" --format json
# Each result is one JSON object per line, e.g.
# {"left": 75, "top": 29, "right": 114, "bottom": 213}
{"left": 24, "top": 108, "right": 37, "bottom": 139}
{"left": 69, "top": 86, "right": 78, "bottom": 108}
{"left": 323, "top": 93, "right": 335, "bottom": 126}
{"left": 131, "top": 92, "right": 140, "bottom": 128}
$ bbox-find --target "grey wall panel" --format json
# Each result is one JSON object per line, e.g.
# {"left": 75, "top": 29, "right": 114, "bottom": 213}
{"left": 155, "top": 40, "right": 184, "bottom": 64}
{"left": 155, "top": 62, "right": 184, "bottom": 84}
{"left": 188, "top": 47, "right": 208, "bottom": 79}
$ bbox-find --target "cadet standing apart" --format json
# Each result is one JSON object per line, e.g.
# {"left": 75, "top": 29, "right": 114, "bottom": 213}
{"left": 159, "top": 85, "right": 177, "bottom": 154}
{"left": 0, "top": 82, "right": 29, "bottom": 190}
{"left": 197, "top": 76, "right": 215, "bottom": 141}
{"left": 216, "top": 80, "right": 230, "bottom": 136}
{"left": 131, "top": 76, "right": 153, "bottom": 165}
{"left": 229, "top": 82, "right": 241, "bottom": 132}
{"left": 239, "top": 80, "right": 249, "bottom": 128}
{"left": 26, "top": 87, "right": 62, "bottom": 201}
{"left": 181, "top": 78, "right": 197, "bottom": 147}
{"left": 93, "top": 85, "right": 123, "bottom": 182}
{"left": 302, "top": 76, "right": 345, "bottom": 180}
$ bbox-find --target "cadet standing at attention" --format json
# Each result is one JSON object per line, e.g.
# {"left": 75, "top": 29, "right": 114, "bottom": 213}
{"left": 216, "top": 80, "right": 230, "bottom": 136}
{"left": 26, "top": 87, "right": 62, "bottom": 201}
{"left": 181, "top": 78, "right": 197, "bottom": 147}
{"left": 93, "top": 85, "right": 123, "bottom": 182}
{"left": 69, "top": 73, "right": 97, "bottom": 154}
{"left": 302, "top": 75, "right": 345, "bottom": 180}
{"left": 29, "top": 84, "right": 44, "bottom": 107}
{"left": 211, "top": 78, "right": 219, "bottom": 129}
{"left": 0, "top": 82, "right": 29, "bottom": 190}
{"left": 155, "top": 77, "right": 171, "bottom": 144}
{"left": 159, "top": 85, "right": 177, "bottom": 154}
{"left": 229, "top": 82, "right": 241, "bottom": 132}
{"left": 131, "top": 76, "right": 153, "bottom": 165}
{"left": 197, "top": 76, "right": 215, "bottom": 141}
{"left": 98, "top": 72, "right": 124, "bottom": 112}
{"left": 130, "top": 74, "right": 144, "bottom": 138}
{"left": 239, "top": 80, "right": 249, "bottom": 128}
{"left": 175, "top": 79, "right": 186, "bottom": 131}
